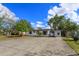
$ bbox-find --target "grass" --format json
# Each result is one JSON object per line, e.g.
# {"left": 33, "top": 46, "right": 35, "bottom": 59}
{"left": 64, "top": 37, "right": 79, "bottom": 55}
{"left": 0, "top": 35, "right": 19, "bottom": 41}
{"left": 0, "top": 35, "right": 6, "bottom": 41}
{"left": 0, "top": 34, "right": 31, "bottom": 41}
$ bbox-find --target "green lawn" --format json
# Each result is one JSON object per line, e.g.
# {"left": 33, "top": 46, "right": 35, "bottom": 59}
{"left": 64, "top": 38, "right": 79, "bottom": 55}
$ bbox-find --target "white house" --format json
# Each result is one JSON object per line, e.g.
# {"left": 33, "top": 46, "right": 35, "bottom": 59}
{"left": 26, "top": 29, "right": 61, "bottom": 37}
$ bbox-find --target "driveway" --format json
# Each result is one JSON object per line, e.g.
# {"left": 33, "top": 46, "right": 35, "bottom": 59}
{"left": 0, "top": 36, "right": 76, "bottom": 56}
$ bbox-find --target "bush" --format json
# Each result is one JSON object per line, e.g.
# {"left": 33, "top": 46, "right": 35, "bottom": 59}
{"left": 72, "top": 31, "right": 79, "bottom": 42}
{"left": 37, "top": 31, "right": 43, "bottom": 36}
{"left": 11, "top": 32, "right": 19, "bottom": 35}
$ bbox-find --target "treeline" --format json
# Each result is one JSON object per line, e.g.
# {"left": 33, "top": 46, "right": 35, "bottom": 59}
{"left": 0, "top": 14, "right": 79, "bottom": 37}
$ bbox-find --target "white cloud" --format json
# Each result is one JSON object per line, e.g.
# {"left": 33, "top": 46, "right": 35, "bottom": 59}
{"left": 60, "top": 3, "right": 79, "bottom": 11}
{"left": 31, "top": 21, "right": 46, "bottom": 29}
{"left": 36, "top": 21, "right": 43, "bottom": 24}
{"left": 31, "top": 21, "right": 51, "bottom": 29}
{"left": 31, "top": 22, "right": 35, "bottom": 25}
{"left": 36, "top": 24, "right": 44, "bottom": 28}
{"left": 0, "top": 4, "right": 19, "bottom": 23}
{"left": 48, "top": 3, "right": 79, "bottom": 24}
{"left": 48, "top": 9, "right": 56, "bottom": 16}
{"left": 36, "top": 21, "right": 44, "bottom": 28}
{"left": 48, "top": 15, "right": 53, "bottom": 20}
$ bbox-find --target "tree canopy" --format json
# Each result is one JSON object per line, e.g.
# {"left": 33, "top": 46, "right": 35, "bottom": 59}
{"left": 15, "top": 19, "right": 32, "bottom": 32}
{"left": 48, "top": 14, "right": 78, "bottom": 32}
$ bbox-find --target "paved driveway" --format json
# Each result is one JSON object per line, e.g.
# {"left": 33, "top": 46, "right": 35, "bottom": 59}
{"left": 0, "top": 36, "right": 76, "bottom": 56}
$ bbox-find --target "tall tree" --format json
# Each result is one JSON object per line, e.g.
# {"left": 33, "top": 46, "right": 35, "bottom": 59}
{"left": 48, "top": 14, "right": 65, "bottom": 30}
{"left": 48, "top": 14, "right": 78, "bottom": 36}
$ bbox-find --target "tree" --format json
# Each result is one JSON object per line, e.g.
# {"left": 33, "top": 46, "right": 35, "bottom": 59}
{"left": 0, "top": 17, "right": 3, "bottom": 34}
{"left": 37, "top": 27, "right": 43, "bottom": 36}
{"left": 48, "top": 14, "right": 66, "bottom": 30}
{"left": 0, "top": 16, "right": 16, "bottom": 35}
{"left": 1, "top": 19, "right": 16, "bottom": 35}
{"left": 48, "top": 14, "right": 78, "bottom": 37}
{"left": 0, "top": 18, "right": 2, "bottom": 29}
{"left": 15, "top": 19, "right": 32, "bottom": 36}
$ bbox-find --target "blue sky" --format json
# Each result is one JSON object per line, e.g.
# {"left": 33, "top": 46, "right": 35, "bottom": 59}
{"left": 2, "top": 3, "right": 59, "bottom": 28}
{"left": 1, "top": 3, "right": 79, "bottom": 29}
{"left": 3, "top": 3, "right": 59, "bottom": 22}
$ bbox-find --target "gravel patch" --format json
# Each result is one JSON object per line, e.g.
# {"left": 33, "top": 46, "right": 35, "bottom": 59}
{"left": 0, "top": 37, "right": 77, "bottom": 56}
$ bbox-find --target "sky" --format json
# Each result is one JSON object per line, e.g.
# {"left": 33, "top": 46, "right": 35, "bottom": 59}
{"left": 1, "top": 3, "right": 79, "bottom": 29}
{"left": 2, "top": 3, "right": 59, "bottom": 29}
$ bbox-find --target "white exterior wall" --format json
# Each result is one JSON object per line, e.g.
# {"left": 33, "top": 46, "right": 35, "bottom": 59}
{"left": 54, "top": 30, "right": 61, "bottom": 37}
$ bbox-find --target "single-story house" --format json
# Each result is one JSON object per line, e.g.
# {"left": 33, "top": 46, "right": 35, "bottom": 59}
{"left": 26, "top": 29, "right": 61, "bottom": 37}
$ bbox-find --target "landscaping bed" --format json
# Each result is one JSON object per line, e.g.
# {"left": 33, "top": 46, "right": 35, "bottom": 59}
{"left": 64, "top": 37, "right": 79, "bottom": 55}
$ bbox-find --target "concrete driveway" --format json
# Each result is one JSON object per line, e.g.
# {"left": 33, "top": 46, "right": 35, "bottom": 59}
{"left": 0, "top": 36, "right": 76, "bottom": 56}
